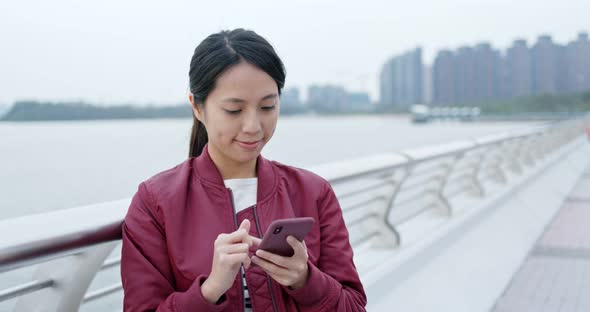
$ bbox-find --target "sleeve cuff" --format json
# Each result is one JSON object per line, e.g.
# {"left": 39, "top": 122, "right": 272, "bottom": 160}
{"left": 173, "top": 274, "right": 229, "bottom": 311}
{"left": 283, "top": 260, "right": 341, "bottom": 307}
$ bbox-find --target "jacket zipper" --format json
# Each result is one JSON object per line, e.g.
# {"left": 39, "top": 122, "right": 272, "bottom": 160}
{"left": 253, "top": 205, "right": 280, "bottom": 312}
{"left": 227, "top": 188, "right": 246, "bottom": 312}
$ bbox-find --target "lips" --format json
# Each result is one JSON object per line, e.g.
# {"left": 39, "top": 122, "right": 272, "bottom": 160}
{"left": 236, "top": 140, "right": 262, "bottom": 150}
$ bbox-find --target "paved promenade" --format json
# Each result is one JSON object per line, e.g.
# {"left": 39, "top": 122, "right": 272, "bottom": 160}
{"left": 492, "top": 165, "right": 590, "bottom": 312}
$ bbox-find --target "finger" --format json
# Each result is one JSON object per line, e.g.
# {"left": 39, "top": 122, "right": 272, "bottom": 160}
{"left": 255, "top": 249, "right": 289, "bottom": 268}
{"left": 238, "top": 219, "right": 250, "bottom": 232}
{"left": 219, "top": 253, "right": 251, "bottom": 268}
{"left": 218, "top": 243, "right": 250, "bottom": 255}
{"left": 251, "top": 255, "right": 289, "bottom": 276}
{"left": 217, "top": 228, "right": 249, "bottom": 245}
{"left": 247, "top": 236, "right": 261, "bottom": 254}
{"left": 239, "top": 220, "right": 253, "bottom": 247}
{"left": 251, "top": 256, "right": 294, "bottom": 286}
{"left": 250, "top": 236, "right": 262, "bottom": 249}
{"left": 286, "top": 236, "right": 305, "bottom": 257}
{"left": 243, "top": 255, "right": 252, "bottom": 270}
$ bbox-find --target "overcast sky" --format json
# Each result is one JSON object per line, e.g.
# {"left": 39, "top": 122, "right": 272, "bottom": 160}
{"left": 1, "top": 0, "right": 588, "bottom": 106}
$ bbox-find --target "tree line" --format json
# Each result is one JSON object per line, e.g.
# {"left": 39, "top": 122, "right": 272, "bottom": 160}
{"left": 1, "top": 101, "right": 192, "bottom": 121}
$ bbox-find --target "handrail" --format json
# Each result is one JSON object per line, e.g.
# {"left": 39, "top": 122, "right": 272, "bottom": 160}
{"left": 0, "top": 199, "right": 128, "bottom": 273}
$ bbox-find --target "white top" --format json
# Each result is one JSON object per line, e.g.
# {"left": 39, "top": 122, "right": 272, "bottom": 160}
{"left": 224, "top": 177, "right": 257, "bottom": 312}
{"left": 224, "top": 178, "right": 257, "bottom": 213}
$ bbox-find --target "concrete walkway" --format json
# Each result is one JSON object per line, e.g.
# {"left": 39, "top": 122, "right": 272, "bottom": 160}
{"left": 492, "top": 166, "right": 590, "bottom": 312}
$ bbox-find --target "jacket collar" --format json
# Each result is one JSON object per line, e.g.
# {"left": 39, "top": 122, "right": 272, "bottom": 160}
{"left": 194, "top": 144, "right": 277, "bottom": 202}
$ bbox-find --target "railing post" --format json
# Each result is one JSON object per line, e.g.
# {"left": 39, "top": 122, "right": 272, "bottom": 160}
{"left": 14, "top": 242, "right": 117, "bottom": 312}
{"left": 488, "top": 144, "right": 508, "bottom": 184}
{"left": 537, "top": 131, "right": 548, "bottom": 160}
{"left": 466, "top": 146, "right": 485, "bottom": 198}
{"left": 371, "top": 180, "right": 402, "bottom": 248}
{"left": 432, "top": 153, "right": 463, "bottom": 216}
{"left": 505, "top": 138, "right": 524, "bottom": 175}
{"left": 374, "top": 156, "right": 414, "bottom": 248}
{"left": 521, "top": 135, "right": 539, "bottom": 167}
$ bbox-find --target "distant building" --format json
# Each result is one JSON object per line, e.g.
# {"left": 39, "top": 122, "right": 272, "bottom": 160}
{"left": 379, "top": 47, "right": 423, "bottom": 110}
{"left": 505, "top": 39, "right": 532, "bottom": 98}
{"left": 423, "top": 65, "right": 433, "bottom": 104}
{"left": 347, "top": 92, "right": 372, "bottom": 112}
{"left": 307, "top": 84, "right": 349, "bottom": 113}
{"left": 473, "top": 43, "right": 501, "bottom": 101}
{"left": 280, "top": 87, "right": 304, "bottom": 114}
{"left": 433, "top": 50, "right": 455, "bottom": 105}
{"left": 531, "top": 35, "right": 559, "bottom": 95}
{"left": 305, "top": 85, "right": 372, "bottom": 113}
{"left": 453, "top": 46, "right": 476, "bottom": 103}
{"left": 430, "top": 31, "right": 589, "bottom": 106}
{"left": 565, "top": 32, "right": 590, "bottom": 93}
{"left": 379, "top": 59, "right": 395, "bottom": 109}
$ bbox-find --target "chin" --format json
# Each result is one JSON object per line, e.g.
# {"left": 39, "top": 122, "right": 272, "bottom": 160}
{"left": 232, "top": 153, "right": 260, "bottom": 165}
{"left": 231, "top": 146, "right": 262, "bottom": 163}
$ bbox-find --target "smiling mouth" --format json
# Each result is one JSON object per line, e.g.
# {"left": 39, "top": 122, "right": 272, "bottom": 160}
{"left": 236, "top": 139, "right": 262, "bottom": 144}
{"left": 235, "top": 139, "right": 262, "bottom": 149}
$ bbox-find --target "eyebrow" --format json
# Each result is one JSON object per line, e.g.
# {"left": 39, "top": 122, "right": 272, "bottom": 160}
{"left": 222, "top": 93, "right": 278, "bottom": 104}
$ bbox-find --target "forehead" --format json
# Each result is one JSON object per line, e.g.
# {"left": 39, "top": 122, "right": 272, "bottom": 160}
{"left": 210, "top": 62, "right": 278, "bottom": 101}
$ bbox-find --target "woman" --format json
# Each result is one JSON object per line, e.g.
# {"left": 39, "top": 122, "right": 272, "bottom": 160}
{"left": 121, "top": 28, "right": 366, "bottom": 312}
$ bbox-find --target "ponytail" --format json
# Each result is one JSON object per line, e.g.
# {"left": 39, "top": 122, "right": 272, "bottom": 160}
{"left": 188, "top": 114, "right": 208, "bottom": 157}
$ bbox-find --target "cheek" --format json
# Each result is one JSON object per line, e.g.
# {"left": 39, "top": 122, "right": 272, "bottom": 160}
{"left": 207, "top": 116, "right": 239, "bottom": 143}
{"left": 264, "top": 115, "right": 278, "bottom": 139}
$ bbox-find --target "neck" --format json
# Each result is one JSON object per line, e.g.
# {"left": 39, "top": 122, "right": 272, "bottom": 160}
{"left": 208, "top": 146, "right": 258, "bottom": 180}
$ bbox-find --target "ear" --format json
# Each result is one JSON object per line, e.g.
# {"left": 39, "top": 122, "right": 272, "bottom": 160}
{"left": 188, "top": 93, "right": 205, "bottom": 122}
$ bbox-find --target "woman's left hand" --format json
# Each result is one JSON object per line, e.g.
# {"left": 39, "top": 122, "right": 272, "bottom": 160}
{"left": 251, "top": 236, "right": 309, "bottom": 289}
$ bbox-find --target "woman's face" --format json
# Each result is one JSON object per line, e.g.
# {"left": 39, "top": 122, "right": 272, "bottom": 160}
{"left": 191, "top": 61, "right": 280, "bottom": 167}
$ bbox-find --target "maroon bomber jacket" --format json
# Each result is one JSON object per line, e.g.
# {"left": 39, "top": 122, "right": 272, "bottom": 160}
{"left": 121, "top": 145, "right": 367, "bottom": 311}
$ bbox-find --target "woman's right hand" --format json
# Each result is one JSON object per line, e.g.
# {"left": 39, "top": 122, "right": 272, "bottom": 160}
{"left": 201, "top": 219, "right": 253, "bottom": 304}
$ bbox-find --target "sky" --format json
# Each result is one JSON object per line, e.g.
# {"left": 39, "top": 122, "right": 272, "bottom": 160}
{"left": 0, "top": 0, "right": 588, "bottom": 106}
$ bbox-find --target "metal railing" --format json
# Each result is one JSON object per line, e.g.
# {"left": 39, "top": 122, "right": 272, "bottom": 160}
{"left": 1, "top": 114, "right": 589, "bottom": 311}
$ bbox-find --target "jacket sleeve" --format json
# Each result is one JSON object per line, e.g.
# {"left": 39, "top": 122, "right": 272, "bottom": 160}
{"left": 121, "top": 182, "right": 231, "bottom": 312}
{"left": 284, "top": 180, "right": 367, "bottom": 311}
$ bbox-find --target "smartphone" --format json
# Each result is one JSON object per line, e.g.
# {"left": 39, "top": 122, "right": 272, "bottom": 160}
{"left": 257, "top": 217, "right": 315, "bottom": 257}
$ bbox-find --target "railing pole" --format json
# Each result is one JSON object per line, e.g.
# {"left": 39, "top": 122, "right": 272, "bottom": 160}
{"left": 433, "top": 153, "right": 463, "bottom": 216}
{"left": 467, "top": 146, "right": 485, "bottom": 198}
{"left": 506, "top": 138, "right": 524, "bottom": 175}
{"left": 489, "top": 143, "right": 508, "bottom": 184}
{"left": 14, "top": 242, "right": 117, "bottom": 312}
{"left": 370, "top": 179, "right": 402, "bottom": 248}
{"left": 521, "top": 134, "right": 539, "bottom": 167}
{"left": 375, "top": 156, "right": 413, "bottom": 248}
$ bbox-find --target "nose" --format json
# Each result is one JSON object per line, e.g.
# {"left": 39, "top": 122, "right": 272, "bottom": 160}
{"left": 242, "top": 110, "right": 262, "bottom": 135}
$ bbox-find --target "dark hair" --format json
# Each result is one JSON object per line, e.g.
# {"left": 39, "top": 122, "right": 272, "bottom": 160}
{"left": 188, "top": 28, "right": 286, "bottom": 158}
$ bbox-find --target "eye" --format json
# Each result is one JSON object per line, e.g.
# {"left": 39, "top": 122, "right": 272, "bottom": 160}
{"left": 261, "top": 105, "right": 276, "bottom": 111}
{"left": 224, "top": 109, "right": 241, "bottom": 115}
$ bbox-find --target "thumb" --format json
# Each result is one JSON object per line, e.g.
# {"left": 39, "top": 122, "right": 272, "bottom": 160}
{"left": 250, "top": 236, "right": 262, "bottom": 249}
{"left": 238, "top": 219, "right": 251, "bottom": 238}
{"left": 238, "top": 219, "right": 252, "bottom": 247}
